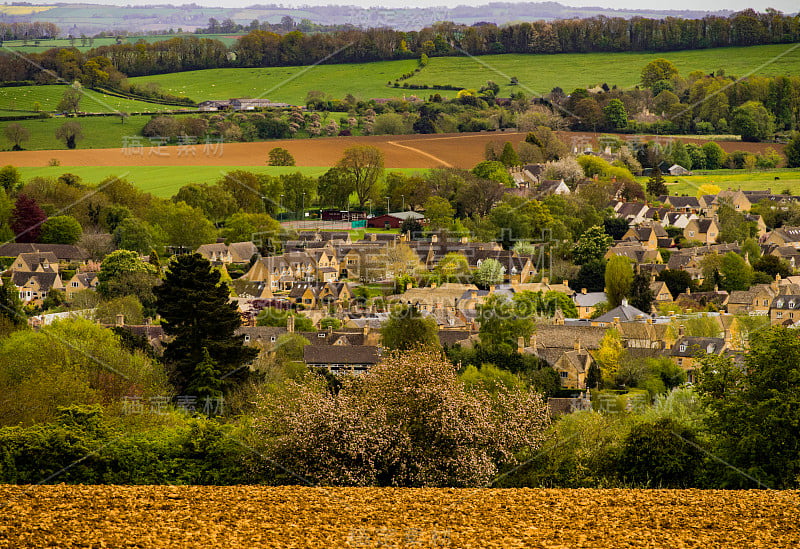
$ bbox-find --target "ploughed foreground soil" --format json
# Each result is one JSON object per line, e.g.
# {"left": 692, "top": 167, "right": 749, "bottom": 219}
{"left": 0, "top": 485, "right": 797, "bottom": 548}
{"left": 0, "top": 131, "right": 784, "bottom": 170}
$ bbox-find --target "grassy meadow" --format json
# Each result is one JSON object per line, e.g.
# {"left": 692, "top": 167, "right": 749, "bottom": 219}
{"left": 15, "top": 165, "right": 428, "bottom": 198}
{"left": 129, "top": 44, "right": 800, "bottom": 104}
{"left": 0, "top": 115, "right": 158, "bottom": 150}
{"left": 130, "top": 59, "right": 421, "bottom": 105}
{"left": 0, "top": 85, "right": 180, "bottom": 114}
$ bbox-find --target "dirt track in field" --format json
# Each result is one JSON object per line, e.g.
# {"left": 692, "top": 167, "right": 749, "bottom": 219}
{"left": 1, "top": 485, "right": 798, "bottom": 548}
{"left": 0, "top": 131, "right": 785, "bottom": 169}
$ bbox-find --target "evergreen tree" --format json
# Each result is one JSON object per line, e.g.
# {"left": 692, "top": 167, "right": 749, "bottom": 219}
{"left": 189, "top": 347, "right": 224, "bottom": 399}
{"left": 629, "top": 270, "right": 655, "bottom": 313}
{"left": 646, "top": 167, "right": 668, "bottom": 196}
{"left": 499, "top": 141, "right": 521, "bottom": 167}
{"left": 585, "top": 361, "right": 601, "bottom": 390}
{"left": 155, "top": 253, "right": 257, "bottom": 394}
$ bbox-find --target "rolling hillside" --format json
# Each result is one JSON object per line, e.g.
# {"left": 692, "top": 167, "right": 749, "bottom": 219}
{"left": 128, "top": 44, "right": 800, "bottom": 104}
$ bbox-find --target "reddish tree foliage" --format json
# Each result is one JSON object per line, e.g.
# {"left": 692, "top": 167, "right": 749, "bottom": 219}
{"left": 11, "top": 194, "right": 47, "bottom": 243}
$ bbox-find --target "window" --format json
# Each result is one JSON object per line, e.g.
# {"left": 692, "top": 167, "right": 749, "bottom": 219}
{"left": 244, "top": 335, "right": 250, "bottom": 342}
{"left": 71, "top": 281, "right": 79, "bottom": 287}
{"left": 790, "top": 301, "right": 795, "bottom": 309}
{"left": 318, "top": 333, "right": 325, "bottom": 338}
{"left": 689, "top": 231, "right": 695, "bottom": 237}
{"left": 270, "top": 336, "right": 276, "bottom": 342}
{"left": 777, "top": 312, "right": 783, "bottom": 319}
{"left": 560, "top": 372, "right": 568, "bottom": 379}
{"left": 680, "top": 344, "right": 687, "bottom": 352}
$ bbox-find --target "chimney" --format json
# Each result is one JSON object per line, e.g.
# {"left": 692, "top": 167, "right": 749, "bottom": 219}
{"left": 613, "top": 316, "right": 620, "bottom": 325}
{"left": 646, "top": 317, "right": 653, "bottom": 325}
{"left": 678, "top": 324, "right": 685, "bottom": 337}
{"left": 530, "top": 332, "right": 537, "bottom": 349}
{"left": 431, "top": 282, "right": 437, "bottom": 289}
{"left": 431, "top": 234, "right": 438, "bottom": 243}
{"left": 287, "top": 314, "right": 294, "bottom": 333}
{"left": 370, "top": 233, "right": 377, "bottom": 241}
{"left": 517, "top": 336, "right": 525, "bottom": 353}
{"left": 686, "top": 287, "right": 691, "bottom": 296}
{"left": 489, "top": 285, "right": 495, "bottom": 293}
{"left": 406, "top": 282, "right": 412, "bottom": 290}
{"left": 621, "top": 298, "right": 628, "bottom": 307}
{"left": 574, "top": 338, "right": 581, "bottom": 353}
{"left": 714, "top": 284, "right": 719, "bottom": 292}
{"left": 327, "top": 325, "right": 333, "bottom": 336}
{"left": 461, "top": 236, "right": 468, "bottom": 244}
{"left": 650, "top": 272, "right": 656, "bottom": 283}
{"left": 470, "top": 290, "right": 477, "bottom": 299}
{"left": 542, "top": 276, "right": 549, "bottom": 285}
{"left": 562, "top": 279, "right": 569, "bottom": 287}
{"left": 115, "top": 314, "right": 125, "bottom": 327}
{"left": 581, "top": 287, "right": 587, "bottom": 294}
{"left": 363, "top": 323, "right": 370, "bottom": 336}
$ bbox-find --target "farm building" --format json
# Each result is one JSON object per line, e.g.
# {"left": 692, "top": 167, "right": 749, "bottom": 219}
{"left": 367, "top": 211, "right": 425, "bottom": 229}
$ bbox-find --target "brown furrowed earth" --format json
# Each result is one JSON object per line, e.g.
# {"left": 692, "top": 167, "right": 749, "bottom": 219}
{"left": 0, "top": 131, "right": 785, "bottom": 170}
{"left": 0, "top": 485, "right": 798, "bottom": 548}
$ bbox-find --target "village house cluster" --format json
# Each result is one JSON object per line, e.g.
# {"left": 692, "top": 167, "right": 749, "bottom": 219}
{"left": 11, "top": 179, "right": 800, "bottom": 414}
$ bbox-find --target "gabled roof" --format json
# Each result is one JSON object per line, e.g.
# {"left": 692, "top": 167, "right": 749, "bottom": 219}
{"left": 573, "top": 292, "right": 606, "bottom": 307}
{"left": 0, "top": 243, "right": 88, "bottom": 261}
{"left": 671, "top": 337, "right": 725, "bottom": 357}
{"left": 593, "top": 300, "right": 648, "bottom": 322}
{"left": 11, "top": 271, "right": 60, "bottom": 291}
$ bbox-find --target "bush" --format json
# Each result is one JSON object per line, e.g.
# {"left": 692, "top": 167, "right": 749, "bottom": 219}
{"left": 616, "top": 418, "right": 704, "bottom": 487}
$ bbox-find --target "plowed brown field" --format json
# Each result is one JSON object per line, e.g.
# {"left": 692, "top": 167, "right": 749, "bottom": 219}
{"left": 0, "top": 485, "right": 797, "bottom": 548}
{"left": 0, "top": 132, "right": 784, "bottom": 170}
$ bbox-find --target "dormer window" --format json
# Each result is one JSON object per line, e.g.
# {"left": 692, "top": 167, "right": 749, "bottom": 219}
{"left": 707, "top": 344, "right": 715, "bottom": 353}
{"left": 680, "top": 344, "right": 687, "bottom": 352}
{"left": 791, "top": 301, "right": 796, "bottom": 309}
{"left": 777, "top": 300, "right": 784, "bottom": 308}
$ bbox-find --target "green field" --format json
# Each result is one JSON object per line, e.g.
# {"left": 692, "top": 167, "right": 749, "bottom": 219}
{"left": 130, "top": 59, "right": 421, "bottom": 105}
{"left": 15, "top": 166, "right": 428, "bottom": 198}
{"left": 0, "top": 33, "right": 243, "bottom": 53}
{"left": 638, "top": 168, "right": 800, "bottom": 196}
{"left": 130, "top": 44, "right": 800, "bottom": 104}
{"left": 0, "top": 85, "right": 184, "bottom": 114}
{"left": 1, "top": 115, "right": 158, "bottom": 150}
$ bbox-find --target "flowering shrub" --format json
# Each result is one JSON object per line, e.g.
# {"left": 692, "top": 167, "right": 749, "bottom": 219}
{"left": 247, "top": 348, "right": 550, "bottom": 487}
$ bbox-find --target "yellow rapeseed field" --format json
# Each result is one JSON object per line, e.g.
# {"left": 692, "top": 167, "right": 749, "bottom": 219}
{"left": 0, "top": 6, "right": 53, "bottom": 15}
{"left": 0, "top": 485, "right": 798, "bottom": 547}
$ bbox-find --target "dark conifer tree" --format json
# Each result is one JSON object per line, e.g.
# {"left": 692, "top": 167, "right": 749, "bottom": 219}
{"left": 155, "top": 253, "right": 257, "bottom": 394}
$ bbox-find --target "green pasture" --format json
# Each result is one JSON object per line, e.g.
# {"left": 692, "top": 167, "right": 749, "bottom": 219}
{"left": 14, "top": 165, "right": 429, "bottom": 198}
{"left": 130, "top": 44, "right": 800, "bottom": 104}
{"left": 129, "top": 59, "right": 422, "bottom": 104}
{"left": 0, "top": 85, "right": 181, "bottom": 114}
{"left": 0, "top": 115, "right": 159, "bottom": 150}
{"left": 404, "top": 44, "right": 800, "bottom": 98}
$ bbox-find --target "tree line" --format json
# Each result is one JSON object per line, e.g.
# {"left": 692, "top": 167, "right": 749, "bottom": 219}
{"left": 1, "top": 9, "right": 798, "bottom": 81}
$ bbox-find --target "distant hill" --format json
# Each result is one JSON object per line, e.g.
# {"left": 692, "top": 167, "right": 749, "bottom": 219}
{"left": 1, "top": 2, "right": 735, "bottom": 34}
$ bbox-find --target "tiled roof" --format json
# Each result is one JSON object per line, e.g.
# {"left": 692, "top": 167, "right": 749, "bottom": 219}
{"left": 303, "top": 345, "right": 381, "bottom": 365}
